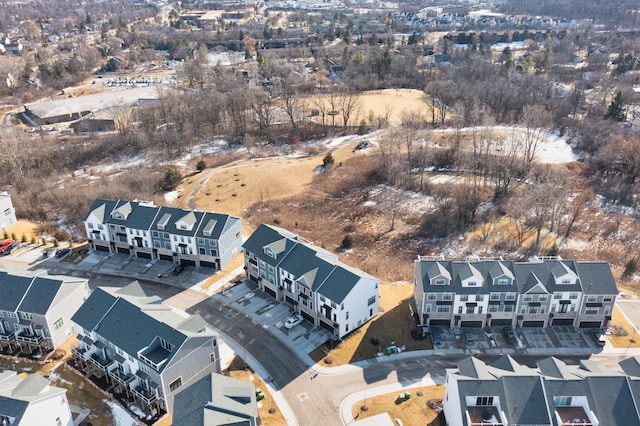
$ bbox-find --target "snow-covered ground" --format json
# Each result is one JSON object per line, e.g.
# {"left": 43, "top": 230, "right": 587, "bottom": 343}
{"left": 104, "top": 400, "right": 139, "bottom": 426}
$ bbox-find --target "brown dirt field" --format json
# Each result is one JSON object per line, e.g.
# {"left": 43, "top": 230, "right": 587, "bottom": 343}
{"left": 356, "top": 89, "right": 429, "bottom": 125}
{"left": 351, "top": 385, "right": 445, "bottom": 426}
{"left": 3, "top": 220, "right": 40, "bottom": 241}
{"left": 608, "top": 306, "right": 640, "bottom": 348}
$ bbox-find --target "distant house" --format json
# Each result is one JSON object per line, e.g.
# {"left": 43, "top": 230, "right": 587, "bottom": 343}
{"left": 172, "top": 373, "right": 259, "bottom": 426}
{"left": 84, "top": 199, "right": 242, "bottom": 270}
{"left": 0, "top": 191, "right": 17, "bottom": 230}
{"left": 71, "top": 282, "right": 221, "bottom": 415}
{"left": 242, "top": 224, "right": 380, "bottom": 338}
{"left": 4, "top": 43, "right": 22, "bottom": 55}
{"left": 0, "top": 269, "right": 89, "bottom": 354}
{"left": 414, "top": 257, "right": 618, "bottom": 329}
{"left": 444, "top": 355, "right": 640, "bottom": 426}
{"left": 0, "top": 370, "right": 73, "bottom": 425}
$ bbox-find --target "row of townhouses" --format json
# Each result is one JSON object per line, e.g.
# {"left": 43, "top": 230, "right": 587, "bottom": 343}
{"left": 444, "top": 355, "right": 640, "bottom": 426}
{"left": 84, "top": 199, "right": 242, "bottom": 270}
{"left": 242, "top": 224, "right": 380, "bottom": 339}
{"left": 414, "top": 258, "right": 618, "bottom": 330}
{"left": 0, "top": 270, "right": 89, "bottom": 354}
{"left": 71, "top": 281, "right": 221, "bottom": 414}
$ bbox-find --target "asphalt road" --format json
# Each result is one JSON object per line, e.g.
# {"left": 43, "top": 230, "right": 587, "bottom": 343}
{"left": 0, "top": 256, "right": 606, "bottom": 425}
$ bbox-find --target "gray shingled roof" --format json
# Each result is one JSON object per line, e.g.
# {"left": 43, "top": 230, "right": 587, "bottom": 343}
{"left": 0, "top": 272, "right": 34, "bottom": 312}
{"left": 242, "top": 224, "right": 297, "bottom": 267}
{"left": 17, "top": 277, "right": 64, "bottom": 315}
{"left": 172, "top": 373, "right": 257, "bottom": 426}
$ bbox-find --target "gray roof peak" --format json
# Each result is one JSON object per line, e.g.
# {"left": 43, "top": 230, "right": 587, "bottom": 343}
{"left": 298, "top": 268, "right": 319, "bottom": 287}
{"left": 113, "top": 201, "right": 132, "bottom": 219}
{"left": 265, "top": 238, "right": 288, "bottom": 257}
{"left": 11, "top": 374, "right": 49, "bottom": 398}
{"left": 89, "top": 203, "right": 107, "bottom": 222}
{"left": 490, "top": 261, "right": 514, "bottom": 281}
{"left": 115, "top": 281, "right": 147, "bottom": 298}
{"left": 427, "top": 261, "right": 451, "bottom": 281}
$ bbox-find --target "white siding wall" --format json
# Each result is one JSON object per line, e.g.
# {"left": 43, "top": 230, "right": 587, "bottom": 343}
{"left": 442, "top": 374, "right": 463, "bottom": 426}
{"left": 20, "top": 393, "right": 73, "bottom": 426}
{"left": 337, "top": 277, "right": 379, "bottom": 338}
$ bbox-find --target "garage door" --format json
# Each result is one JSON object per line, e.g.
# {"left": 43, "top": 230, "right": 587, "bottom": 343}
{"left": 429, "top": 319, "right": 451, "bottom": 327}
{"left": 552, "top": 318, "right": 574, "bottom": 326}
{"left": 95, "top": 245, "right": 110, "bottom": 253}
{"left": 319, "top": 319, "right": 335, "bottom": 333}
{"left": 285, "top": 296, "right": 295, "bottom": 305}
{"left": 300, "top": 310, "right": 314, "bottom": 323}
{"left": 490, "top": 319, "right": 512, "bottom": 326}
{"left": 460, "top": 321, "right": 483, "bottom": 328}
{"left": 522, "top": 321, "right": 545, "bottom": 327}
{"left": 159, "top": 254, "right": 173, "bottom": 261}
{"left": 136, "top": 252, "right": 151, "bottom": 259}
{"left": 180, "top": 259, "right": 196, "bottom": 267}
{"left": 249, "top": 275, "right": 259, "bottom": 283}
{"left": 200, "top": 261, "right": 217, "bottom": 269}
{"left": 264, "top": 287, "right": 276, "bottom": 298}
{"left": 117, "top": 247, "right": 130, "bottom": 254}
{"left": 579, "top": 321, "right": 602, "bottom": 329}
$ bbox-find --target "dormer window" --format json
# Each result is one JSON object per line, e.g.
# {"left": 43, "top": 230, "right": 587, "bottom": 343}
{"left": 561, "top": 278, "right": 570, "bottom": 284}
{"left": 113, "top": 212, "right": 124, "bottom": 220}
{"left": 497, "top": 278, "right": 508, "bottom": 285}
{"left": 160, "top": 338, "right": 173, "bottom": 351}
{"left": 468, "top": 281, "right": 477, "bottom": 286}
{"left": 157, "top": 213, "right": 171, "bottom": 230}
{"left": 434, "top": 278, "right": 445, "bottom": 285}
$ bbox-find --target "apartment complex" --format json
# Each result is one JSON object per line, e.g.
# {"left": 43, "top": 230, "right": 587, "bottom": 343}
{"left": 84, "top": 199, "right": 242, "bottom": 270}
{"left": 71, "top": 282, "right": 221, "bottom": 415}
{"left": 414, "top": 258, "right": 618, "bottom": 329}
{"left": 242, "top": 224, "right": 380, "bottom": 338}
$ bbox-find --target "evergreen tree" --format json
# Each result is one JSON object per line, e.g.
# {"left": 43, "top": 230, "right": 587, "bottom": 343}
{"left": 605, "top": 91, "right": 626, "bottom": 122}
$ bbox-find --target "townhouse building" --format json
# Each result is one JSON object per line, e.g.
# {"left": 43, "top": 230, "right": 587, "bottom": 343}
{"left": 0, "top": 269, "right": 89, "bottom": 354}
{"left": 444, "top": 355, "right": 640, "bottom": 426}
{"left": 242, "top": 224, "right": 380, "bottom": 339}
{"left": 172, "top": 373, "right": 259, "bottom": 426}
{"left": 0, "top": 191, "right": 17, "bottom": 230}
{"left": 414, "top": 258, "right": 617, "bottom": 329}
{"left": 0, "top": 370, "right": 73, "bottom": 426}
{"left": 84, "top": 199, "right": 242, "bottom": 270}
{"left": 71, "top": 281, "right": 221, "bottom": 415}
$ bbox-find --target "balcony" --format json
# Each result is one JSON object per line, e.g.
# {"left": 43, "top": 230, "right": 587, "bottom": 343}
{"left": 0, "top": 330, "right": 15, "bottom": 342}
{"left": 467, "top": 406, "right": 504, "bottom": 426}
{"left": 133, "top": 384, "right": 159, "bottom": 405}
{"left": 89, "top": 353, "right": 113, "bottom": 371}
{"left": 556, "top": 406, "right": 593, "bottom": 426}
{"left": 16, "top": 331, "right": 43, "bottom": 345}
{"left": 109, "top": 367, "right": 136, "bottom": 386}
{"left": 71, "top": 346, "right": 92, "bottom": 361}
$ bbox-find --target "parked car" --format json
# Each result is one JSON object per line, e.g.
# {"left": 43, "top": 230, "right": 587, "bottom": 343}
{"left": 590, "top": 329, "right": 606, "bottom": 347}
{"left": 284, "top": 314, "right": 303, "bottom": 329}
{"left": 55, "top": 248, "right": 71, "bottom": 258}
{"left": 172, "top": 264, "right": 186, "bottom": 275}
{"left": 430, "top": 326, "right": 443, "bottom": 345}
{"left": 463, "top": 330, "right": 474, "bottom": 344}
{"left": 43, "top": 247, "right": 57, "bottom": 258}
{"left": 2, "top": 241, "right": 19, "bottom": 255}
{"left": 0, "top": 239, "right": 15, "bottom": 255}
{"left": 502, "top": 326, "right": 517, "bottom": 344}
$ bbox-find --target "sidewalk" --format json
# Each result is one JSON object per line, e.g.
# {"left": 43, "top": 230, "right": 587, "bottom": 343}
{"left": 55, "top": 252, "right": 640, "bottom": 426}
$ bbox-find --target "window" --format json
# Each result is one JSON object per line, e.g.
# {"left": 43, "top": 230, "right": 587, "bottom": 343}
{"left": 585, "top": 307, "right": 598, "bottom": 315}
{"left": 56, "top": 417, "right": 61, "bottom": 426}
{"left": 98, "top": 224, "right": 104, "bottom": 230}
{"left": 197, "top": 238, "right": 205, "bottom": 245}
{"left": 88, "top": 223, "right": 94, "bottom": 229}
{"left": 425, "top": 304, "right": 431, "bottom": 313}
{"left": 521, "top": 307, "right": 526, "bottom": 314}
{"left": 604, "top": 296, "right": 613, "bottom": 302}
{"left": 529, "top": 306, "right": 538, "bottom": 314}
{"left": 490, "top": 293, "right": 500, "bottom": 301}
{"left": 497, "top": 278, "right": 508, "bottom": 285}
{"left": 476, "top": 396, "right": 494, "bottom": 406}
{"left": 210, "top": 352, "right": 217, "bottom": 363}
{"left": 587, "top": 296, "right": 597, "bottom": 302}
{"left": 109, "top": 224, "right": 116, "bottom": 230}
{"left": 478, "top": 306, "right": 483, "bottom": 314}
{"left": 458, "top": 306, "right": 463, "bottom": 314}
{"left": 169, "top": 377, "right": 182, "bottom": 392}
{"left": 427, "top": 293, "right": 436, "bottom": 300}
{"left": 476, "top": 295, "right": 484, "bottom": 302}
{"left": 236, "top": 232, "right": 241, "bottom": 239}
{"left": 437, "top": 305, "right": 450, "bottom": 313}
{"left": 488, "top": 305, "right": 498, "bottom": 313}
{"left": 199, "top": 247, "right": 206, "bottom": 255}
{"left": 505, "top": 293, "right": 516, "bottom": 301}
{"left": 331, "top": 302, "right": 337, "bottom": 309}
{"left": 53, "top": 318, "right": 64, "bottom": 330}
{"left": 555, "top": 396, "right": 572, "bottom": 406}
{"left": 460, "top": 295, "right": 469, "bottom": 302}
{"left": 540, "top": 306, "right": 546, "bottom": 314}
{"left": 434, "top": 279, "right": 446, "bottom": 285}
{"left": 341, "top": 303, "right": 345, "bottom": 310}
{"left": 569, "top": 292, "right": 578, "bottom": 299}
{"left": 466, "top": 306, "right": 475, "bottom": 314}
{"left": 605, "top": 306, "right": 611, "bottom": 315}
{"left": 6, "top": 312, "right": 14, "bottom": 318}
{"left": 504, "top": 305, "right": 514, "bottom": 312}
{"left": 320, "top": 295, "right": 325, "bottom": 302}
{"left": 346, "top": 312, "right": 349, "bottom": 320}
{"left": 539, "top": 295, "right": 548, "bottom": 302}
{"left": 160, "top": 338, "right": 173, "bottom": 351}
{"left": 210, "top": 249, "right": 218, "bottom": 256}
{"left": 554, "top": 293, "right": 562, "bottom": 299}
{"left": 468, "top": 281, "right": 477, "bottom": 286}
{"left": 367, "top": 296, "right": 376, "bottom": 306}
{"left": 523, "top": 295, "right": 532, "bottom": 302}
{"left": 551, "top": 305, "right": 556, "bottom": 312}
{"left": 21, "top": 312, "right": 33, "bottom": 320}
{"left": 443, "top": 293, "right": 452, "bottom": 301}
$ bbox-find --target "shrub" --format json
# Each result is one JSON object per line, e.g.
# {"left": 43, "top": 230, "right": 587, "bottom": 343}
{"left": 21, "top": 234, "right": 27, "bottom": 243}
{"left": 342, "top": 234, "right": 353, "bottom": 249}
{"left": 196, "top": 159, "right": 206, "bottom": 172}
{"left": 31, "top": 236, "right": 37, "bottom": 245}
{"left": 322, "top": 152, "right": 335, "bottom": 168}
{"left": 3, "top": 231, "right": 7, "bottom": 239}
{"left": 161, "top": 167, "right": 182, "bottom": 192}
{"left": 10, "top": 233, "right": 16, "bottom": 241}
{"left": 624, "top": 258, "right": 639, "bottom": 279}
{"left": 358, "top": 119, "right": 369, "bottom": 135}
{"left": 53, "top": 239, "right": 59, "bottom": 248}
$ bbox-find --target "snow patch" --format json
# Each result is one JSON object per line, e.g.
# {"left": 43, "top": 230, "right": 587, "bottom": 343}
{"left": 104, "top": 400, "right": 138, "bottom": 426}
{"left": 164, "top": 190, "right": 182, "bottom": 203}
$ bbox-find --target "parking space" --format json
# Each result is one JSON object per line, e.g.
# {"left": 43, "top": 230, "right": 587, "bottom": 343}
{"left": 213, "top": 280, "right": 332, "bottom": 357}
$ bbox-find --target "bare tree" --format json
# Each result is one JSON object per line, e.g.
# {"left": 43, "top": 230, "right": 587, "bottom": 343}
{"left": 339, "top": 90, "right": 362, "bottom": 129}
{"left": 520, "top": 104, "right": 552, "bottom": 174}
{"left": 0, "top": 129, "right": 26, "bottom": 191}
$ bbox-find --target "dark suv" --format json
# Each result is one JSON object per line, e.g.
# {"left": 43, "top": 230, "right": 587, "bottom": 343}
{"left": 502, "top": 326, "right": 517, "bottom": 344}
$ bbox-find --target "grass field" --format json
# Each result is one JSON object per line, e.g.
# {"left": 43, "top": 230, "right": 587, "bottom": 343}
{"left": 350, "top": 384, "right": 445, "bottom": 426}
{"left": 607, "top": 305, "right": 640, "bottom": 348}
